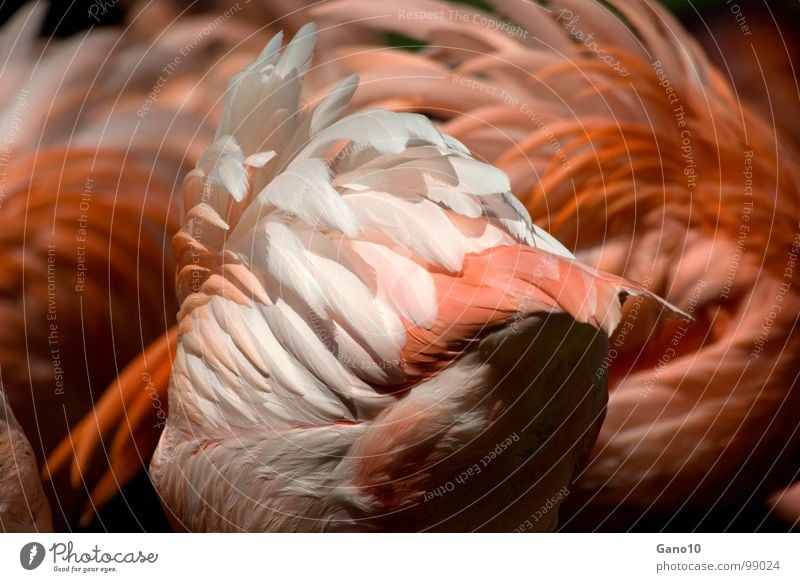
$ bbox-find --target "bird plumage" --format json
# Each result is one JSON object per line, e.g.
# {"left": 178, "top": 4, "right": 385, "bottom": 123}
{"left": 150, "top": 23, "right": 671, "bottom": 532}
{"left": 312, "top": 0, "right": 800, "bottom": 527}
{"left": 41, "top": 0, "right": 794, "bottom": 531}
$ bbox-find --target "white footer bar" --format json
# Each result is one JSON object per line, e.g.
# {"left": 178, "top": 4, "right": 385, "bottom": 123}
{"left": 1, "top": 533, "right": 796, "bottom": 581}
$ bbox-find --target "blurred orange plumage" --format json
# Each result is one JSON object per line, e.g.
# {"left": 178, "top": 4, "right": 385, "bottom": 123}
{"left": 0, "top": 3, "right": 265, "bottom": 528}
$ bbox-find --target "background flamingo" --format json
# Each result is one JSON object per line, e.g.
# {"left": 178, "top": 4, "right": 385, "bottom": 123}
{"left": 149, "top": 23, "right": 676, "bottom": 532}
{"left": 0, "top": 2, "right": 267, "bottom": 529}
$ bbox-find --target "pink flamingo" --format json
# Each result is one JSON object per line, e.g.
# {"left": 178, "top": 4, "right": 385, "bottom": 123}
{"left": 148, "top": 24, "right": 675, "bottom": 531}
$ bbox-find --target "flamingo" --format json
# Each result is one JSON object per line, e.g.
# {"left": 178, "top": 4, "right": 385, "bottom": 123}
{"left": 310, "top": 0, "right": 800, "bottom": 528}
{"left": 145, "top": 23, "right": 677, "bottom": 532}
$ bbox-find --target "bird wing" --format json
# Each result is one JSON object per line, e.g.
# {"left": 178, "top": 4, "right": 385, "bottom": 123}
{"left": 148, "top": 22, "right": 684, "bottom": 531}
{"left": 162, "top": 23, "right": 674, "bottom": 433}
{"left": 313, "top": 0, "right": 800, "bottom": 523}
